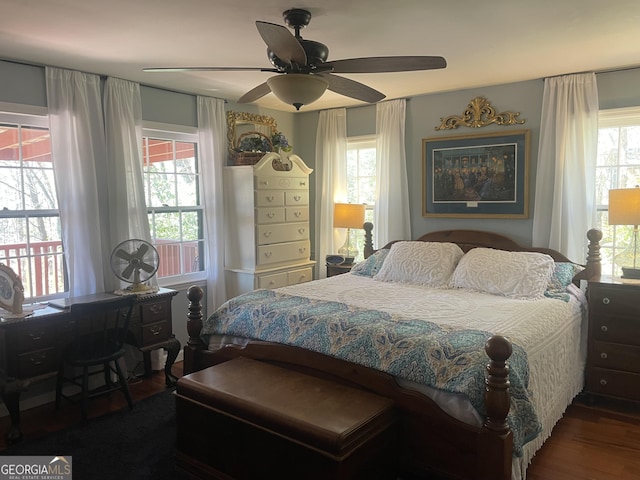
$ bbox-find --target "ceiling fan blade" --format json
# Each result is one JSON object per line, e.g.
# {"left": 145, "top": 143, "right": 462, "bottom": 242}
{"left": 326, "top": 56, "right": 447, "bottom": 74}
{"left": 319, "top": 73, "right": 385, "bottom": 103}
{"left": 256, "top": 21, "right": 307, "bottom": 66}
{"left": 143, "top": 66, "right": 278, "bottom": 73}
{"left": 238, "top": 82, "right": 272, "bottom": 103}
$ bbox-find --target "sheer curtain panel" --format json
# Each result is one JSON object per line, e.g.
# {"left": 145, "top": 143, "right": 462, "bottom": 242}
{"left": 532, "top": 73, "right": 599, "bottom": 263}
{"left": 315, "top": 108, "right": 347, "bottom": 279}
{"left": 103, "top": 77, "right": 154, "bottom": 291}
{"left": 46, "top": 67, "right": 109, "bottom": 296}
{"left": 375, "top": 99, "right": 411, "bottom": 246}
{"left": 197, "top": 96, "right": 227, "bottom": 314}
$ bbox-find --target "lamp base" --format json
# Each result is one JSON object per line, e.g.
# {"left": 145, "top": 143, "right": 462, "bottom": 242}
{"left": 621, "top": 267, "right": 640, "bottom": 279}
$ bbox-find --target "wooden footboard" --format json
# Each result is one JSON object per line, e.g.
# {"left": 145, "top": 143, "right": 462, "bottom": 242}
{"left": 183, "top": 228, "right": 603, "bottom": 480}
{"left": 183, "top": 285, "right": 512, "bottom": 480}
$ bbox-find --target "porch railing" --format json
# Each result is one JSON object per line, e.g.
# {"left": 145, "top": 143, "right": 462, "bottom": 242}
{"left": 0, "top": 240, "right": 201, "bottom": 299}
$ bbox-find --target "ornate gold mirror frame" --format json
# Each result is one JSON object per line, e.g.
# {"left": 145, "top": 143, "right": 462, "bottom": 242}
{"left": 227, "top": 111, "right": 278, "bottom": 152}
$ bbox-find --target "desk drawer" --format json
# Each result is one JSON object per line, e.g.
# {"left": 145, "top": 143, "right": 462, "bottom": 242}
{"left": 16, "top": 322, "right": 56, "bottom": 352}
{"left": 141, "top": 300, "right": 172, "bottom": 325}
{"left": 141, "top": 321, "right": 171, "bottom": 346}
{"left": 17, "top": 347, "right": 58, "bottom": 378}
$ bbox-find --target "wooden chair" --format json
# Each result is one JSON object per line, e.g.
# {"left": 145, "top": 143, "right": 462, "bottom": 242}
{"left": 55, "top": 295, "right": 136, "bottom": 421}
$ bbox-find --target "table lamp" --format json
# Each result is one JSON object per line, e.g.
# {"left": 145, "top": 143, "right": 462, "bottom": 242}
{"left": 609, "top": 186, "right": 640, "bottom": 278}
{"left": 333, "top": 203, "right": 365, "bottom": 262}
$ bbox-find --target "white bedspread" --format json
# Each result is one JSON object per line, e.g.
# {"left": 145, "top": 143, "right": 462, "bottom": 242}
{"left": 276, "top": 273, "right": 588, "bottom": 479}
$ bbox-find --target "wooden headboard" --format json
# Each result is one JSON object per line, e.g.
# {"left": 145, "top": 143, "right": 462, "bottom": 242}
{"left": 362, "top": 223, "right": 603, "bottom": 281}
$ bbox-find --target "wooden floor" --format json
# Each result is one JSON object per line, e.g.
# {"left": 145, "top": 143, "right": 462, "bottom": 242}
{"left": 1, "top": 366, "right": 640, "bottom": 480}
{"left": 0, "top": 362, "right": 182, "bottom": 452}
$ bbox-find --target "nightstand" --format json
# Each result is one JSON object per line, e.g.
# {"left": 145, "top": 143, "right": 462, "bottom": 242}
{"left": 326, "top": 263, "right": 353, "bottom": 278}
{"left": 586, "top": 277, "right": 640, "bottom": 402}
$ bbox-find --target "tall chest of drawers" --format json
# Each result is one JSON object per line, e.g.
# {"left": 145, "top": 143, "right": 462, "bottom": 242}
{"left": 586, "top": 278, "right": 640, "bottom": 402}
{"left": 223, "top": 153, "right": 315, "bottom": 298}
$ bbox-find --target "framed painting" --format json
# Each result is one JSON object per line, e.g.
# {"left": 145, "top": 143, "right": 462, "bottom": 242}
{"left": 422, "top": 129, "right": 530, "bottom": 218}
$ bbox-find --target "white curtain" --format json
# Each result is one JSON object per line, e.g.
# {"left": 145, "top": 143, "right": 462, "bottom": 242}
{"left": 197, "top": 96, "right": 227, "bottom": 314}
{"left": 103, "top": 77, "right": 153, "bottom": 291}
{"left": 315, "top": 108, "right": 347, "bottom": 279}
{"left": 532, "top": 73, "right": 599, "bottom": 263}
{"left": 375, "top": 99, "right": 411, "bottom": 246}
{"left": 46, "top": 67, "right": 109, "bottom": 296}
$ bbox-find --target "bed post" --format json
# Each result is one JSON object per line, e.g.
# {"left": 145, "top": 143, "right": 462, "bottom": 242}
{"left": 479, "top": 335, "right": 513, "bottom": 480}
{"left": 363, "top": 222, "right": 374, "bottom": 258}
{"left": 585, "top": 228, "right": 602, "bottom": 280}
{"left": 184, "top": 285, "right": 206, "bottom": 374}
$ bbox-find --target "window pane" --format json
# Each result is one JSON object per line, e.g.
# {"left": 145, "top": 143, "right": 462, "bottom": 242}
{"left": 0, "top": 167, "right": 22, "bottom": 209}
{"left": 596, "top": 108, "right": 640, "bottom": 277}
{"left": 22, "top": 127, "right": 52, "bottom": 165}
{"left": 0, "top": 116, "right": 65, "bottom": 299}
{"left": 23, "top": 168, "right": 57, "bottom": 210}
{"left": 177, "top": 174, "right": 198, "bottom": 206}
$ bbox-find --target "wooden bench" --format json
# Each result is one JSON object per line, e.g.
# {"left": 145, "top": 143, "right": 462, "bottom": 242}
{"left": 175, "top": 357, "right": 397, "bottom": 480}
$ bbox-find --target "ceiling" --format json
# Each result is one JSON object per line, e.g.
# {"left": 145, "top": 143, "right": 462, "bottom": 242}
{"left": 2, "top": 0, "right": 640, "bottom": 113}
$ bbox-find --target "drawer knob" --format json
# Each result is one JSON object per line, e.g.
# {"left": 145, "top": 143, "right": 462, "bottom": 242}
{"left": 300, "top": 181, "right": 306, "bottom": 186}
{"left": 600, "top": 379, "right": 607, "bottom": 386}
{"left": 600, "top": 325, "right": 608, "bottom": 333}
{"left": 298, "top": 228, "right": 305, "bottom": 234}
{"left": 149, "top": 304, "right": 163, "bottom": 314}
{"left": 293, "top": 195, "right": 301, "bottom": 201}
{"left": 264, "top": 231, "right": 272, "bottom": 237}
{"left": 266, "top": 195, "right": 275, "bottom": 202}
{"left": 294, "top": 211, "right": 301, "bottom": 217}
{"left": 600, "top": 352, "right": 608, "bottom": 359}
{"left": 150, "top": 325, "right": 163, "bottom": 335}
{"left": 299, "top": 247, "right": 306, "bottom": 253}
{"left": 267, "top": 212, "right": 275, "bottom": 218}
{"left": 265, "top": 251, "right": 272, "bottom": 258}
{"left": 260, "top": 180, "right": 269, "bottom": 186}
{"left": 602, "top": 297, "right": 610, "bottom": 305}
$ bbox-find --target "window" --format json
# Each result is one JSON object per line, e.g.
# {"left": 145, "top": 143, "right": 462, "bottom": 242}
{"left": 595, "top": 107, "right": 640, "bottom": 277}
{"left": 0, "top": 110, "right": 65, "bottom": 299}
{"left": 142, "top": 126, "right": 204, "bottom": 281}
{"left": 346, "top": 136, "right": 376, "bottom": 257}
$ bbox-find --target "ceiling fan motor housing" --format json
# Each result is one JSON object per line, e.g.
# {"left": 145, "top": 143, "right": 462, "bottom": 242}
{"left": 268, "top": 39, "right": 329, "bottom": 71}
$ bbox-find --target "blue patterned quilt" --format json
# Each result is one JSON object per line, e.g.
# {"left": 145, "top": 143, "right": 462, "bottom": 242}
{"left": 201, "top": 289, "right": 542, "bottom": 456}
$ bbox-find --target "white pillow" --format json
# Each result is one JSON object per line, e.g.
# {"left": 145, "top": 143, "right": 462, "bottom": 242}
{"left": 373, "top": 241, "right": 464, "bottom": 286}
{"left": 449, "top": 248, "right": 555, "bottom": 300}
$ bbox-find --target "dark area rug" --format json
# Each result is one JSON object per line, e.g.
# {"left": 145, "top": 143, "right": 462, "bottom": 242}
{"left": 4, "top": 389, "right": 187, "bottom": 480}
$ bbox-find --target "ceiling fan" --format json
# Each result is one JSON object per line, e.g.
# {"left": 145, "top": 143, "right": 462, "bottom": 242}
{"left": 144, "top": 8, "right": 447, "bottom": 110}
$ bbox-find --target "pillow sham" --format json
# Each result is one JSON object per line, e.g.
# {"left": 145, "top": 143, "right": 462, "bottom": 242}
{"left": 351, "top": 249, "right": 390, "bottom": 277}
{"left": 544, "top": 262, "right": 585, "bottom": 301}
{"left": 449, "top": 247, "right": 555, "bottom": 300}
{"left": 373, "top": 241, "right": 464, "bottom": 286}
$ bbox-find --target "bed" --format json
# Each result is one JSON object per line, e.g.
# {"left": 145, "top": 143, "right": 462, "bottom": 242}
{"left": 182, "top": 227, "right": 603, "bottom": 480}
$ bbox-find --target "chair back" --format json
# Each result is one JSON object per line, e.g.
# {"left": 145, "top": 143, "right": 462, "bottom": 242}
{"left": 68, "top": 295, "right": 136, "bottom": 351}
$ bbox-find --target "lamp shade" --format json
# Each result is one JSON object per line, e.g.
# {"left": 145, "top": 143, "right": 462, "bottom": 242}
{"left": 333, "top": 203, "right": 365, "bottom": 229}
{"left": 267, "top": 74, "right": 328, "bottom": 111}
{"left": 609, "top": 188, "right": 640, "bottom": 225}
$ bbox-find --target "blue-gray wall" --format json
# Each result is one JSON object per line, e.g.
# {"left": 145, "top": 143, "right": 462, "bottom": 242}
{"left": 2, "top": 59, "right": 640, "bottom": 256}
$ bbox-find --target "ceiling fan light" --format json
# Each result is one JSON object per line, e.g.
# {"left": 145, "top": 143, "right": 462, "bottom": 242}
{"left": 267, "top": 74, "right": 328, "bottom": 110}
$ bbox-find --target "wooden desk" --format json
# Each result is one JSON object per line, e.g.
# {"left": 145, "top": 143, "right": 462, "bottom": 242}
{"left": 0, "top": 288, "right": 179, "bottom": 443}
